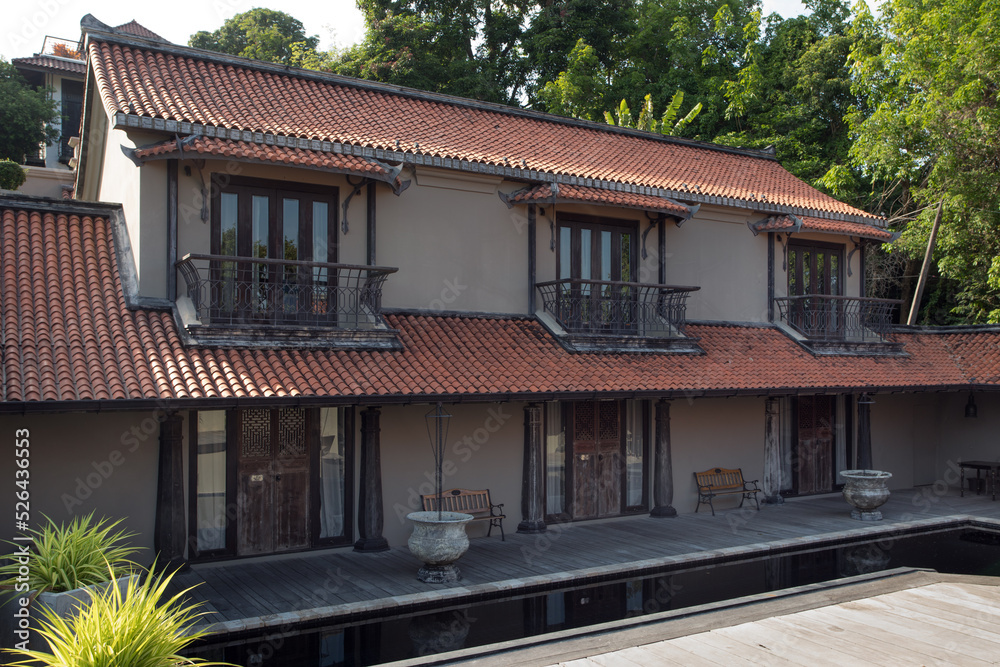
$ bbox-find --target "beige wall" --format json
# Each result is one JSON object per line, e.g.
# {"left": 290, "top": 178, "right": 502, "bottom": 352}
{"left": 933, "top": 392, "right": 1000, "bottom": 488}
{"left": 96, "top": 128, "right": 168, "bottom": 298}
{"left": 378, "top": 168, "right": 528, "bottom": 314}
{"left": 378, "top": 402, "right": 523, "bottom": 546}
{"left": 0, "top": 411, "right": 164, "bottom": 564}
{"left": 670, "top": 397, "right": 767, "bottom": 512}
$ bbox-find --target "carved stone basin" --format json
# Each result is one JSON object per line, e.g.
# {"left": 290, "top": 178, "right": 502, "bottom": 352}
{"left": 840, "top": 469, "right": 892, "bottom": 521}
{"left": 406, "top": 511, "right": 473, "bottom": 583}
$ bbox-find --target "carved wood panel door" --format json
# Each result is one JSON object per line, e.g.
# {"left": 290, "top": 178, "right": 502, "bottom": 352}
{"left": 795, "top": 396, "right": 835, "bottom": 494}
{"left": 571, "top": 401, "right": 623, "bottom": 519}
{"left": 237, "top": 408, "right": 311, "bottom": 555}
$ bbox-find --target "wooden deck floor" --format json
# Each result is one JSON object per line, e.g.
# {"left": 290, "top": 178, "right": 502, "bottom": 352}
{"left": 549, "top": 579, "right": 1000, "bottom": 667}
{"left": 171, "top": 486, "right": 1000, "bottom": 636}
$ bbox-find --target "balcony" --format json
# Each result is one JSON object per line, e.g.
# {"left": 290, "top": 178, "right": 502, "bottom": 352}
{"left": 773, "top": 294, "right": 904, "bottom": 355}
{"left": 175, "top": 254, "right": 400, "bottom": 348}
{"left": 535, "top": 279, "right": 701, "bottom": 353}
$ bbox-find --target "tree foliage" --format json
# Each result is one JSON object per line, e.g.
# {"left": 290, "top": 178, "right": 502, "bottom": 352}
{"left": 847, "top": 0, "right": 1000, "bottom": 322}
{"left": 0, "top": 60, "right": 58, "bottom": 163}
{"left": 189, "top": 8, "right": 328, "bottom": 68}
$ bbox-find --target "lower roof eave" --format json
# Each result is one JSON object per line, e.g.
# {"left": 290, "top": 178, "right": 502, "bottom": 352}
{"left": 0, "top": 383, "right": 989, "bottom": 415}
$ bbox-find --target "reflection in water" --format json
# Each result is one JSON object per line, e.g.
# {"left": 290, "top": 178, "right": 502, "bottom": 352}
{"left": 185, "top": 528, "right": 1000, "bottom": 666}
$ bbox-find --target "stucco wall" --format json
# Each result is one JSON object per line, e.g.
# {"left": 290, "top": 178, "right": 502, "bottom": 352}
{"left": 378, "top": 402, "right": 524, "bottom": 547}
{"left": 378, "top": 168, "right": 528, "bottom": 314}
{"left": 669, "top": 397, "right": 766, "bottom": 513}
{"left": 97, "top": 128, "right": 168, "bottom": 298}
{"left": 934, "top": 392, "right": 1000, "bottom": 488}
{"left": 0, "top": 411, "right": 164, "bottom": 563}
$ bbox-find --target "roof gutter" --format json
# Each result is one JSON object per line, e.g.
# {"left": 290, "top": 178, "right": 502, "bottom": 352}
{"left": 0, "top": 384, "right": 988, "bottom": 415}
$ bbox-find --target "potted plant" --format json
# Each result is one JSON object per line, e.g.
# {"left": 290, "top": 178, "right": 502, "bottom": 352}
{"left": 407, "top": 403, "right": 474, "bottom": 583}
{"left": 0, "top": 513, "right": 139, "bottom": 618}
{"left": 4, "top": 563, "right": 233, "bottom": 666}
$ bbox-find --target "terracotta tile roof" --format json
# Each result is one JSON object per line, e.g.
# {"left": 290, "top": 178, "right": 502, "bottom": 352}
{"left": 86, "top": 37, "right": 878, "bottom": 223}
{"left": 505, "top": 183, "right": 693, "bottom": 217}
{"left": 133, "top": 137, "right": 391, "bottom": 179}
{"left": 755, "top": 215, "right": 895, "bottom": 241}
{"left": 12, "top": 55, "right": 86, "bottom": 76}
{"left": 113, "top": 21, "right": 168, "bottom": 42}
{"left": 2, "top": 199, "right": 994, "bottom": 409}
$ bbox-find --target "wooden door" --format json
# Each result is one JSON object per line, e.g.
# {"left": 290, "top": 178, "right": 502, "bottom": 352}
{"left": 237, "top": 408, "right": 310, "bottom": 555}
{"left": 795, "top": 396, "right": 835, "bottom": 494}
{"left": 571, "top": 401, "right": 623, "bottom": 519}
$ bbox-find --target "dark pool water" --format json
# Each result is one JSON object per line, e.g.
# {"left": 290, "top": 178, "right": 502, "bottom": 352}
{"left": 183, "top": 526, "right": 1000, "bottom": 666}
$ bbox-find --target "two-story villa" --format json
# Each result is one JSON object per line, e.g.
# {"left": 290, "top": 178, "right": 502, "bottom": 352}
{"left": 2, "top": 15, "right": 999, "bottom": 565}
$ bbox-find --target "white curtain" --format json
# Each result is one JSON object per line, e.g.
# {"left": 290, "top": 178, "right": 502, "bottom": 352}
{"left": 196, "top": 411, "right": 227, "bottom": 551}
{"left": 319, "top": 408, "right": 345, "bottom": 539}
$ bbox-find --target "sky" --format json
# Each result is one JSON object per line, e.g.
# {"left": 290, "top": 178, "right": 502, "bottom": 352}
{"left": 1, "top": 0, "right": 811, "bottom": 61}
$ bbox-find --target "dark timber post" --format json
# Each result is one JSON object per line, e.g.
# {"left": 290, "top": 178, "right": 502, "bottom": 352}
{"left": 518, "top": 403, "right": 546, "bottom": 533}
{"left": 857, "top": 394, "right": 873, "bottom": 470}
{"left": 355, "top": 407, "right": 389, "bottom": 552}
{"left": 763, "top": 398, "right": 784, "bottom": 504}
{"left": 650, "top": 399, "right": 677, "bottom": 517}
{"left": 155, "top": 411, "right": 187, "bottom": 568}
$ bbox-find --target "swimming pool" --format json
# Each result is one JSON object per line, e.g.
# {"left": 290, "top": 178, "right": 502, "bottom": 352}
{"left": 184, "top": 525, "right": 1000, "bottom": 666}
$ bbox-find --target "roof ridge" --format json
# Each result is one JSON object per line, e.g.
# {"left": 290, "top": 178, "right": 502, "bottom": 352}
{"left": 80, "top": 22, "right": 781, "bottom": 163}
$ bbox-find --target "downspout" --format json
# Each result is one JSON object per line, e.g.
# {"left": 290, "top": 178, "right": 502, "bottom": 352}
{"left": 658, "top": 213, "right": 666, "bottom": 284}
{"left": 528, "top": 204, "right": 536, "bottom": 314}
{"left": 167, "top": 159, "right": 178, "bottom": 301}
{"left": 767, "top": 232, "right": 774, "bottom": 322}
{"left": 366, "top": 181, "right": 376, "bottom": 265}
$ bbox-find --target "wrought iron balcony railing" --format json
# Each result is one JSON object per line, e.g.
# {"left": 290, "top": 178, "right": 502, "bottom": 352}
{"left": 176, "top": 254, "right": 397, "bottom": 329}
{"left": 536, "top": 279, "right": 699, "bottom": 338}
{"left": 773, "top": 294, "right": 902, "bottom": 343}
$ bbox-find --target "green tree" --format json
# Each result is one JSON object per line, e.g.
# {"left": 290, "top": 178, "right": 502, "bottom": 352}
{"left": 603, "top": 92, "right": 703, "bottom": 135}
{"left": 537, "top": 39, "right": 609, "bottom": 120}
{"left": 847, "top": 0, "right": 1000, "bottom": 322}
{"left": 333, "top": 0, "right": 531, "bottom": 105}
{"left": 0, "top": 60, "right": 58, "bottom": 163}
{"left": 189, "top": 9, "right": 328, "bottom": 68}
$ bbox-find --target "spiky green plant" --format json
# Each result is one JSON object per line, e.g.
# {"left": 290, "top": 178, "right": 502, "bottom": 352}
{"left": 0, "top": 513, "right": 139, "bottom": 593}
{"left": 4, "top": 564, "right": 233, "bottom": 667}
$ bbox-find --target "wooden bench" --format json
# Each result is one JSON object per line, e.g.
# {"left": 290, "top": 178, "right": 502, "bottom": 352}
{"left": 694, "top": 467, "right": 761, "bottom": 516}
{"left": 421, "top": 488, "right": 506, "bottom": 540}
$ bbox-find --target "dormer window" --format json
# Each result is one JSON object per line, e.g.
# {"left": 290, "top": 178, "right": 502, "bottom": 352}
{"left": 536, "top": 213, "right": 700, "bottom": 353}
{"left": 211, "top": 176, "right": 337, "bottom": 324}
{"left": 176, "top": 175, "right": 399, "bottom": 348}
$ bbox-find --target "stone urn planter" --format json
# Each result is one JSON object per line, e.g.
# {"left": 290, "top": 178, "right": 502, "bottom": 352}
{"left": 407, "top": 511, "right": 474, "bottom": 583}
{"left": 35, "top": 574, "right": 134, "bottom": 619}
{"left": 840, "top": 470, "right": 892, "bottom": 521}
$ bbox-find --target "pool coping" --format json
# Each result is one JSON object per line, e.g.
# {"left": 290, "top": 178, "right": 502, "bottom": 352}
{"left": 202, "top": 513, "right": 1000, "bottom": 638}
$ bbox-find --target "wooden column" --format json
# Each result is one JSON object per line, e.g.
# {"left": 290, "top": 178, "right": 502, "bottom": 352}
{"left": 355, "top": 407, "right": 389, "bottom": 552}
{"left": 154, "top": 411, "right": 187, "bottom": 568}
{"left": 857, "top": 395, "right": 873, "bottom": 470}
{"left": 518, "top": 403, "right": 546, "bottom": 533}
{"left": 650, "top": 399, "right": 677, "bottom": 517}
{"left": 762, "top": 398, "right": 784, "bottom": 504}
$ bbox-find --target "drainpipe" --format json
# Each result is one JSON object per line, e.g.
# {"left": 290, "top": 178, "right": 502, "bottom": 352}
{"left": 167, "top": 159, "right": 178, "bottom": 300}
{"left": 366, "top": 181, "right": 376, "bottom": 265}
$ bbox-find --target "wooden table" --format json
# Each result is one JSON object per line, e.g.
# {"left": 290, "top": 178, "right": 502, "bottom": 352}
{"left": 958, "top": 460, "right": 1000, "bottom": 500}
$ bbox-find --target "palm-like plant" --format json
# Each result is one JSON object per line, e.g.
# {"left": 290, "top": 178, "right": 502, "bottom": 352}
{"left": 0, "top": 513, "right": 139, "bottom": 593}
{"left": 4, "top": 564, "right": 233, "bottom": 667}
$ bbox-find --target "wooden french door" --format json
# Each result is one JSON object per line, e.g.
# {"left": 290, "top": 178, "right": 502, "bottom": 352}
{"left": 787, "top": 241, "right": 845, "bottom": 337}
{"left": 236, "top": 408, "right": 311, "bottom": 555}
{"left": 571, "top": 401, "right": 623, "bottom": 519}
{"left": 212, "top": 177, "right": 337, "bottom": 324}
{"left": 795, "top": 396, "right": 835, "bottom": 494}
{"left": 557, "top": 218, "right": 638, "bottom": 333}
